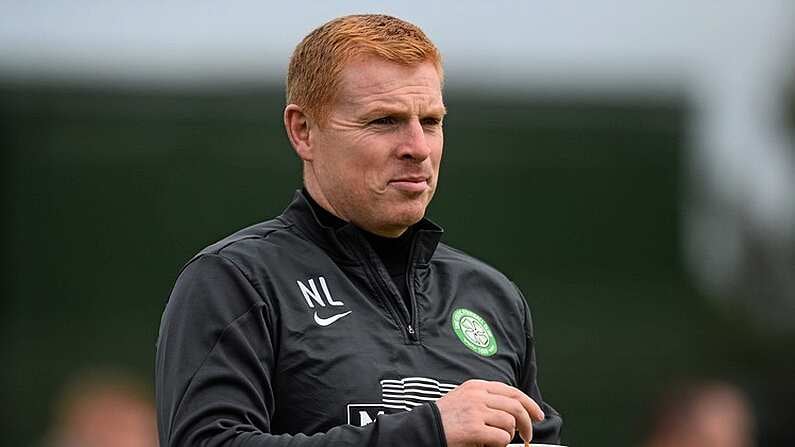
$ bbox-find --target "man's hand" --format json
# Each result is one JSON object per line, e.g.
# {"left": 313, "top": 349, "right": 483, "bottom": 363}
{"left": 435, "top": 379, "right": 545, "bottom": 447}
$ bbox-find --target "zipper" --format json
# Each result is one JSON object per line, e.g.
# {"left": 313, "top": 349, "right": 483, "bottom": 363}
{"left": 364, "top": 258, "right": 416, "bottom": 342}
{"left": 354, "top": 235, "right": 418, "bottom": 343}
{"left": 404, "top": 231, "right": 421, "bottom": 342}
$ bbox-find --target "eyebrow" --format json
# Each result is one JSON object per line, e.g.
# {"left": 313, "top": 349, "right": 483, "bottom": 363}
{"left": 363, "top": 104, "right": 447, "bottom": 118}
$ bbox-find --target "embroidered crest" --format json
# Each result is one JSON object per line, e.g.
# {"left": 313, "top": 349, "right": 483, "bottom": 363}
{"left": 451, "top": 308, "right": 497, "bottom": 356}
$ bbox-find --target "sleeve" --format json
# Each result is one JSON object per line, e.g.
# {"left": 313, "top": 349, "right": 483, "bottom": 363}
{"left": 512, "top": 284, "right": 564, "bottom": 445}
{"left": 155, "top": 253, "right": 446, "bottom": 447}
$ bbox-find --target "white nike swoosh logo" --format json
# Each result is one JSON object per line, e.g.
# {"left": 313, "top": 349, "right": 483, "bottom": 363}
{"left": 313, "top": 310, "right": 352, "bottom": 326}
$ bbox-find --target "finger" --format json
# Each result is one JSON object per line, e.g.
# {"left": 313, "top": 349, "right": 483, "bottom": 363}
{"left": 484, "top": 382, "right": 545, "bottom": 421}
{"left": 486, "top": 393, "right": 533, "bottom": 443}
{"left": 478, "top": 424, "right": 514, "bottom": 447}
{"left": 482, "top": 407, "right": 516, "bottom": 435}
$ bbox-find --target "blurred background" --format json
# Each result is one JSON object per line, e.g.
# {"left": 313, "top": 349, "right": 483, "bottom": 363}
{"left": 2, "top": 1, "right": 794, "bottom": 446}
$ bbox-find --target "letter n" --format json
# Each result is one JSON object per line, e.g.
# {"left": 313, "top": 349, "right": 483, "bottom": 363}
{"left": 297, "top": 279, "right": 325, "bottom": 308}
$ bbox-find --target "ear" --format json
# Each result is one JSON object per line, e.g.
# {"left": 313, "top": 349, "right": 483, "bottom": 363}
{"left": 284, "top": 104, "right": 314, "bottom": 161}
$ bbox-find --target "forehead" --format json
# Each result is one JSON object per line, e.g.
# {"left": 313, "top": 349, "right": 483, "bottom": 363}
{"left": 335, "top": 56, "right": 444, "bottom": 111}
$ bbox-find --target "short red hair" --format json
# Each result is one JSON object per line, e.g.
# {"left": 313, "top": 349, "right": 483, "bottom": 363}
{"left": 286, "top": 14, "right": 443, "bottom": 124}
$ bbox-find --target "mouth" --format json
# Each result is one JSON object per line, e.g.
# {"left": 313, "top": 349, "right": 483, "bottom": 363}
{"left": 388, "top": 176, "right": 430, "bottom": 193}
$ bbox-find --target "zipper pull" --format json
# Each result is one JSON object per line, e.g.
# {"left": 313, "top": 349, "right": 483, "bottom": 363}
{"left": 407, "top": 324, "right": 417, "bottom": 340}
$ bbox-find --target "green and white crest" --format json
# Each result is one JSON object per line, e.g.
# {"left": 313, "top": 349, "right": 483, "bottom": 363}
{"left": 451, "top": 308, "right": 497, "bottom": 356}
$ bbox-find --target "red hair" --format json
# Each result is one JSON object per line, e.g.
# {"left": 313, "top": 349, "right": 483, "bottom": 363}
{"left": 286, "top": 14, "right": 443, "bottom": 124}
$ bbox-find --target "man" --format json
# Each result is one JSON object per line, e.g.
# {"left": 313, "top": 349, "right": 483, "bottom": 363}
{"left": 44, "top": 370, "right": 157, "bottom": 447}
{"left": 156, "top": 14, "right": 562, "bottom": 446}
{"left": 641, "top": 381, "right": 754, "bottom": 447}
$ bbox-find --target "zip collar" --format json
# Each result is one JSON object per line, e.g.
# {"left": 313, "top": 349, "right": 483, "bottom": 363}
{"left": 280, "top": 190, "right": 443, "bottom": 265}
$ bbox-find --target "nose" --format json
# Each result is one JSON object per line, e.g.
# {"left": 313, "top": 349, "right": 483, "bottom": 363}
{"left": 396, "top": 118, "right": 431, "bottom": 161}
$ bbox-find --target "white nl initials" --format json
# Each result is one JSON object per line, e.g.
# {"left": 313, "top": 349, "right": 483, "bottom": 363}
{"left": 297, "top": 276, "right": 345, "bottom": 308}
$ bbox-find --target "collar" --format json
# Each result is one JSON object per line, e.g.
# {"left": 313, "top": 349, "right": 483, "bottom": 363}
{"left": 280, "top": 189, "right": 443, "bottom": 265}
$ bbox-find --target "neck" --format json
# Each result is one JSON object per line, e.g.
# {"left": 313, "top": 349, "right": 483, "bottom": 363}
{"left": 303, "top": 172, "right": 346, "bottom": 222}
{"left": 302, "top": 171, "right": 408, "bottom": 238}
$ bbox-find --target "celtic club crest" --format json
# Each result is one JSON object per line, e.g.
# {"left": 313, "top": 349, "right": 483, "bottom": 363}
{"left": 451, "top": 308, "right": 497, "bottom": 356}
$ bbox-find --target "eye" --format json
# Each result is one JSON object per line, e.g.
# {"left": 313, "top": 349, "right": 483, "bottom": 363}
{"left": 421, "top": 117, "right": 443, "bottom": 127}
{"left": 369, "top": 116, "right": 397, "bottom": 126}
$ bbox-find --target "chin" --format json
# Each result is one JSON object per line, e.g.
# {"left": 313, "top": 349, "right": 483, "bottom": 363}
{"left": 390, "top": 204, "right": 427, "bottom": 228}
{"left": 370, "top": 194, "right": 431, "bottom": 231}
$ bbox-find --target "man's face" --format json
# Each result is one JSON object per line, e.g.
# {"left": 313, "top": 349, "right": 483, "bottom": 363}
{"left": 307, "top": 55, "right": 445, "bottom": 237}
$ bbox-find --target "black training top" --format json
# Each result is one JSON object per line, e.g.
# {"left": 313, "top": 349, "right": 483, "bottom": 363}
{"left": 155, "top": 190, "right": 563, "bottom": 446}
{"left": 302, "top": 187, "right": 414, "bottom": 305}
